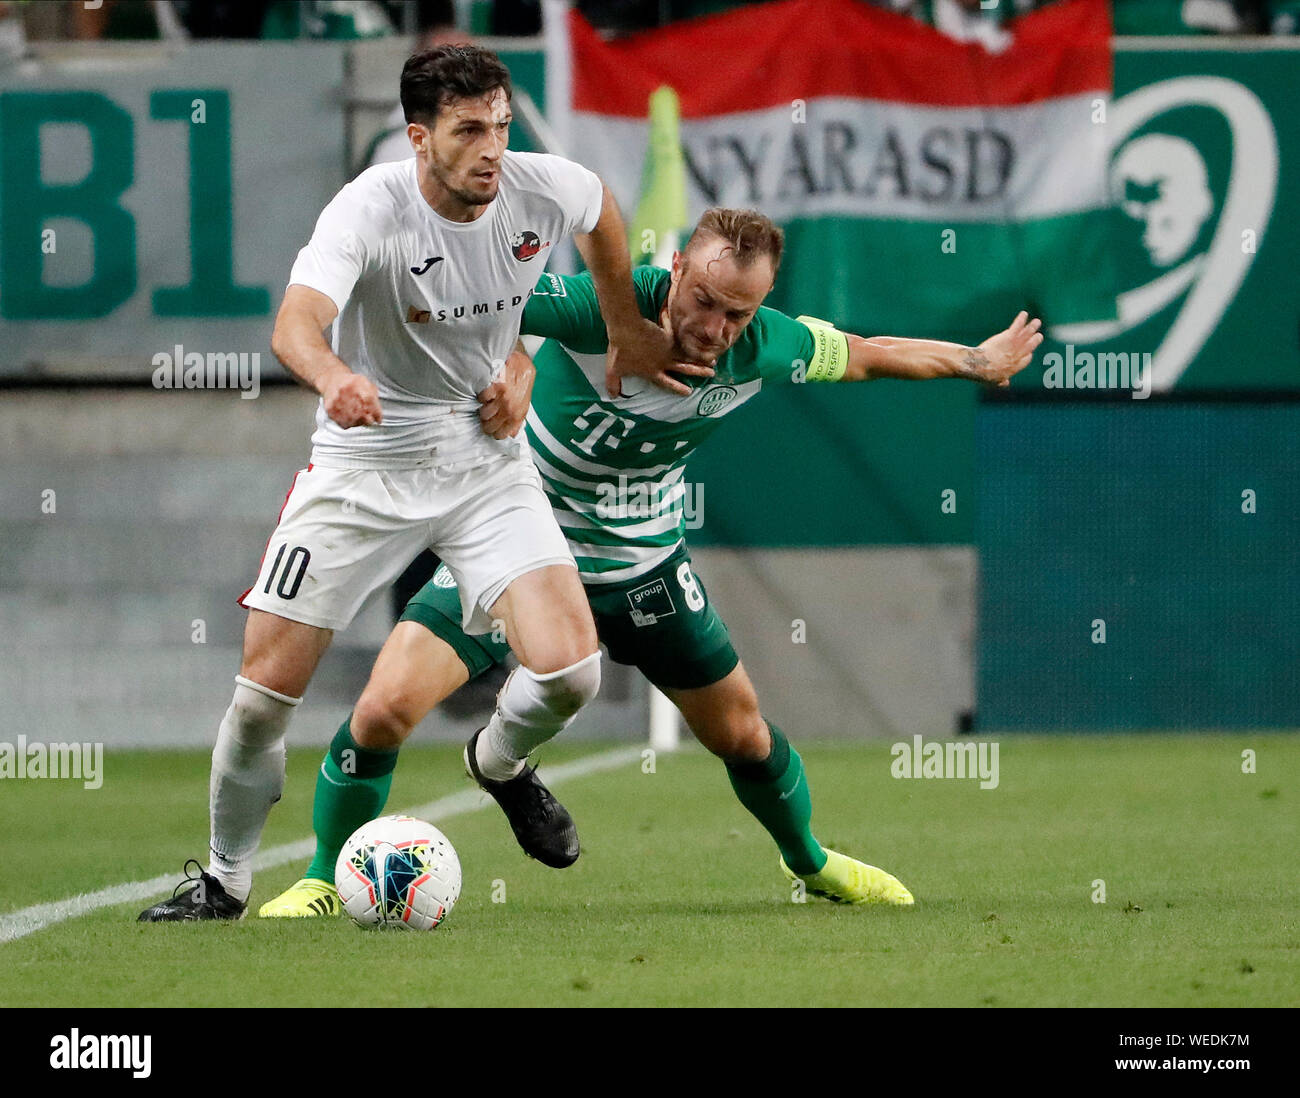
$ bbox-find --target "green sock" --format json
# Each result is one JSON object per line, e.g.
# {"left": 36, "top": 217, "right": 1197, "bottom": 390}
{"left": 725, "top": 722, "right": 827, "bottom": 875}
{"left": 304, "top": 718, "right": 399, "bottom": 883}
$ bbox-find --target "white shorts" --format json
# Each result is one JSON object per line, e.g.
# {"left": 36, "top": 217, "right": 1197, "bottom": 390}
{"left": 239, "top": 456, "right": 575, "bottom": 634}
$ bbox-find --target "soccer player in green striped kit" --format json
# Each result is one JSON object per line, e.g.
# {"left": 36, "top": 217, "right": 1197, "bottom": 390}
{"left": 262, "top": 208, "right": 1042, "bottom": 915}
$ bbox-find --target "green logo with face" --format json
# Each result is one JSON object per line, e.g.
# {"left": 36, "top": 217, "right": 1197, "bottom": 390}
{"left": 1050, "top": 74, "right": 1279, "bottom": 391}
{"left": 697, "top": 385, "right": 737, "bottom": 417}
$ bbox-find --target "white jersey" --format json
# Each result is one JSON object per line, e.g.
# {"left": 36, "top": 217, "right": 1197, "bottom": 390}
{"left": 287, "top": 151, "right": 604, "bottom": 469}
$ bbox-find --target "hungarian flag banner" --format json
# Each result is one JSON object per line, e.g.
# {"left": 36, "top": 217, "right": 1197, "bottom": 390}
{"left": 562, "top": 0, "right": 1117, "bottom": 341}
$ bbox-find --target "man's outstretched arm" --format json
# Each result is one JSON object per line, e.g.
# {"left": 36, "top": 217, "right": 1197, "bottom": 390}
{"left": 574, "top": 185, "right": 713, "bottom": 397}
{"left": 835, "top": 311, "right": 1044, "bottom": 386}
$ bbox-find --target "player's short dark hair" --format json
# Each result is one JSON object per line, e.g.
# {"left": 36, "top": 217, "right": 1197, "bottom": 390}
{"left": 684, "top": 208, "right": 784, "bottom": 276}
{"left": 400, "top": 44, "right": 513, "bottom": 126}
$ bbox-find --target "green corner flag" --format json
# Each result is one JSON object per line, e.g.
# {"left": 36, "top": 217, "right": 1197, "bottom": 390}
{"left": 628, "top": 86, "right": 689, "bottom": 267}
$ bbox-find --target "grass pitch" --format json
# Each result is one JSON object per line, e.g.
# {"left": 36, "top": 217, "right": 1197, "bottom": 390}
{"left": 0, "top": 735, "right": 1296, "bottom": 1008}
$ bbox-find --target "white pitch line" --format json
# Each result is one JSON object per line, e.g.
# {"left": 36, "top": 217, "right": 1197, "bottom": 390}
{"left": 0, "top": 745, "right": 644, "bottom": 946}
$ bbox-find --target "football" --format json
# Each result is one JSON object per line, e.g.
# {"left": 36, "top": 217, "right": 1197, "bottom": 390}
{"left": 335, "top": 815, "right": 462, "bottom": 931}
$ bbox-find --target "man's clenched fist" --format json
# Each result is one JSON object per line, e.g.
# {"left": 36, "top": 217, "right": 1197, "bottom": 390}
{"left": 320, "top": 369, "right": 382, "bottom": 428}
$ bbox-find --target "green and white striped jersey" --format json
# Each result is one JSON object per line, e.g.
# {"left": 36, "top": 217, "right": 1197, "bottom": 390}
{"left": 519, "top": 265, "right": 816, "bottom": 585}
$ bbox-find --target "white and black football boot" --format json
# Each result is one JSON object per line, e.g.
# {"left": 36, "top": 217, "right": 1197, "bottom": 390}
{"left": 137, "top": 859, "right": 247, "bottom": 921}
{"left": 464, "top": 730, "right": 580, "bottom": 869}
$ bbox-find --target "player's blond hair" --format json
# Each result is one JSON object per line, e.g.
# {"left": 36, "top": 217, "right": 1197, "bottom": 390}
{"left": 684, "top": 208, "right": 784, "bottom": 275}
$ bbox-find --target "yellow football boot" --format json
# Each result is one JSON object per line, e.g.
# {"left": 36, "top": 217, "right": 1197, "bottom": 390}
{"left": 257, "top": 877, "right": 340, "bottom": 918}
{"left": 781, "top": 849, "right": 915, "bottom": 906}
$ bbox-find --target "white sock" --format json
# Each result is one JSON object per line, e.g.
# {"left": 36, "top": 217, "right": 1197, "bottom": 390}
{"left": 475, "top": 653, "right": 601, "bottom": 781}
{"left": 206, "top": 676, "right": 300, "bottom": 903}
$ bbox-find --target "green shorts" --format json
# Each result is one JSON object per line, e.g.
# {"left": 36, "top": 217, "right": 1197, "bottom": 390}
{"left": 400, "top": 546, "right": 739, "bottom": 691}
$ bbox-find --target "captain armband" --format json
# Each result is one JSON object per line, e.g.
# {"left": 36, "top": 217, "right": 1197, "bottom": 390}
{"left": 796, "top": 316, "right": 850, "bottom": 382}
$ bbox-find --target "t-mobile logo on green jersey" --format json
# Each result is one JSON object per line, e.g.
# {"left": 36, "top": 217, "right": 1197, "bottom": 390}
{"left": 595, "top": 475, "right": 704, "bottom": 530}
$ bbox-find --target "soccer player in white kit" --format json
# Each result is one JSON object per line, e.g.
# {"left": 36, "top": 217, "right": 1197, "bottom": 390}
{"left": 140, "top": 45, "right": 704, "bottom": 921}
